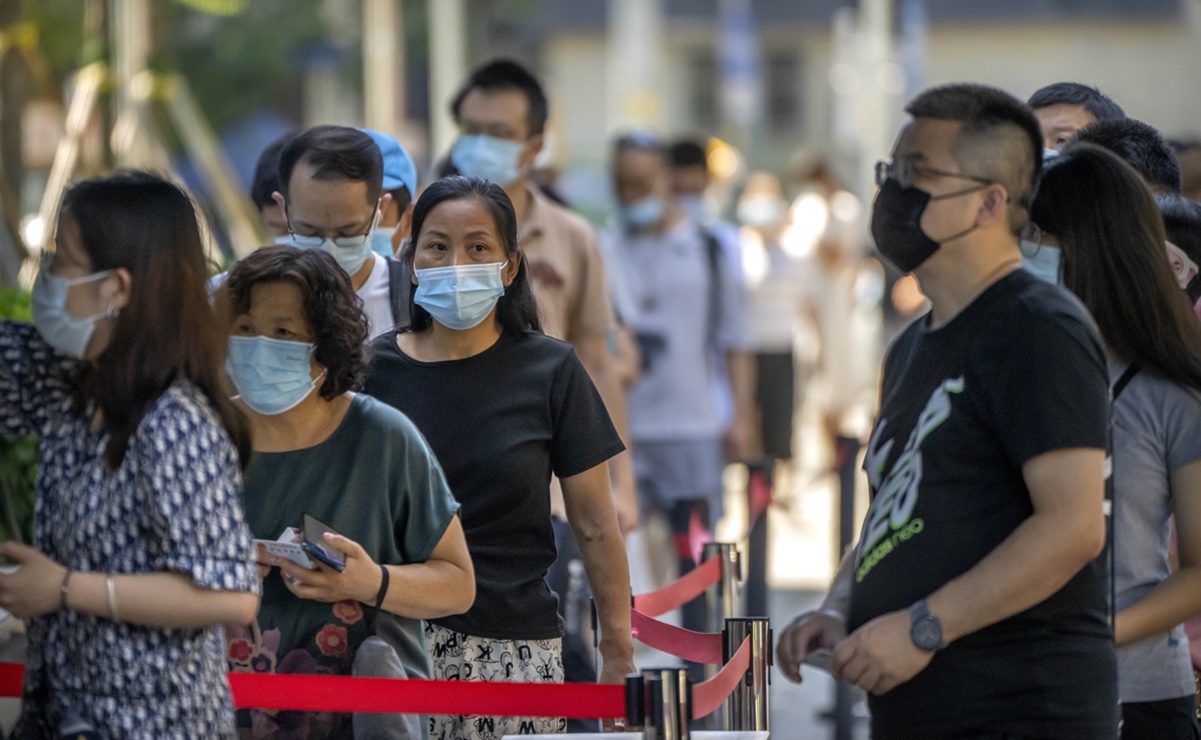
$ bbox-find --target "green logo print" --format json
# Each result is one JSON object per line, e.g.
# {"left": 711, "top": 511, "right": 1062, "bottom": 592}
{"left": 855, "top": 376, "right": 965, "bottom": 582}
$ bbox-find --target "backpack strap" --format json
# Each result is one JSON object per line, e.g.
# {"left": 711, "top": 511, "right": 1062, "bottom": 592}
{"left": 700, "top": 227, "right": 723, "bottom": 351}
{"left": 1111, "top": 363, "right": 1140, "bottom": 402}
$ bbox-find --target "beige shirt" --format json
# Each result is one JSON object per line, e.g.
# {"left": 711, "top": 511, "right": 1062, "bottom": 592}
{"left": 517, "top": 184, "right": 616, "bottom": 518}
{"left": 518, "top": 184, "right": 615, "bottom": 344}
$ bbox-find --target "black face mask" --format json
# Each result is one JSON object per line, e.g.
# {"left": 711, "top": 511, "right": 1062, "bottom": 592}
{"left": 870, "top": 178, "right": 982, "bottom": 273}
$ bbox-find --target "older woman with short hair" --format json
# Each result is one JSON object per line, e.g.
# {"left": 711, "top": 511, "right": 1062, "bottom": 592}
{"left": 221, "top": 245, "right": 473, "bottom": 739}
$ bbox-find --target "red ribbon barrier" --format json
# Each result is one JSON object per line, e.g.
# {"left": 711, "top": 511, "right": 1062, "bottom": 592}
{"left": 629, "top": 608, "right": 724, "bottom": 664}
{"left": 0, "top": 661, "right": 21, "bottom": 697}
{"left": 0, "top": 662, "right": 623, "bottom": 718}
{"left": 632, "top": 555, "right": 722, "bottom": 618}
{"left": 691, "top": 636, "right": 752, "bottom": 721}
{"left": 0, "top": 638, "right": 755, "bottom": 721}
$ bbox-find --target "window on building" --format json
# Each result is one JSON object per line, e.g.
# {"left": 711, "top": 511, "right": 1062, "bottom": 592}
{"left": 765, "top": 50, "right": 801, "bottom": 134}
{"left": 688, "top": 49, "right": 718, "bottom": 131}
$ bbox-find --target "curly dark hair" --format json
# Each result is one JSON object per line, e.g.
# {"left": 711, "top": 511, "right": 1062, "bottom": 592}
{"left": 223, "top": 246, "right": 369, "bottom": 399}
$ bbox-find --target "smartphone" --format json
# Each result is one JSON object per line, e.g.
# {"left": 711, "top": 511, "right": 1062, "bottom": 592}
{"left": 302, "top": 513, "right": 347, "bottom": 572}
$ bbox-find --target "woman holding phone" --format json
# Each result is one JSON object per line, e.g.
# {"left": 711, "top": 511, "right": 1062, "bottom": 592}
{"left": 0, "top": 172, "right": 260, "bottom": 736}
{"left": 363, "top": 176, "right": 635, "bottom": 739}
{"left": 220, "top": 246, "right": 474, "bottom": 739}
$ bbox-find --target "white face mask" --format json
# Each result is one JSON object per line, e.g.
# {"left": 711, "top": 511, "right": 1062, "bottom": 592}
{"left": 737, "top": 196, "right": 786, "bottom": 229}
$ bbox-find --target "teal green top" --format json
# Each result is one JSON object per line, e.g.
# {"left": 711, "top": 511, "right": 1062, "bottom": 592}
{"left": 226, "top": 393, "right": 459, "bottom": 736}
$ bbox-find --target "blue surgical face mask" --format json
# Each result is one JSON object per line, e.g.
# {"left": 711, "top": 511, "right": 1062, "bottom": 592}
{"left": 273, "top": 234, "right": 296, "bottom": 246}
{"left": 285, "top": 207, "right": 378, "bottom": 275}
{"left": 1043, "top": 147, "right": 1060, "bottom": 161}
{"left": 370, "top": 227, "right": 397, "bottom": 258}
{"left": 30, "top": 266, "right": 118, "bottom": 359}
{"left": 225, "top": 335, "right": 324, "bottom": 416}
{"left": 620, "top": 197, "right": 665, "bottom": 230}
{"left": 1020, "top": 239, "right": 1062, "bottom": 285}
{"left": 451, "top": 134, "right": 525, "bottom": 186}
{"left": 413, "top": 261, "right": 508, "bottom": 331}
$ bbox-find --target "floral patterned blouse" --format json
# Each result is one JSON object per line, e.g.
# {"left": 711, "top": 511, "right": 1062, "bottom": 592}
{"left": 0, "top": 321, "right": 260, "bottom": 738}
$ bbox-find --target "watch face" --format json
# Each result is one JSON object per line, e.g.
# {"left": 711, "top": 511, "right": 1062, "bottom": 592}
{"left": 912, "top": 617, "right": 942, "bottom": 651}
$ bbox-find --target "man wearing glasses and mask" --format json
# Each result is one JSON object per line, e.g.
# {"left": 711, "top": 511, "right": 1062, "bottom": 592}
{"left": 274, "top": 125, "right": 408, "bottom": 340}
{"left": 777, "top": 84, "right": 1118, "bottom": 739}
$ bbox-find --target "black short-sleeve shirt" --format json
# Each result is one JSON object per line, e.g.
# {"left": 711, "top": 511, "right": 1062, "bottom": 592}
{"left": 363, "top": 329, "right": 625, "bottom": 640}
{"left": 847, "top": 270, "right": 1118, "bottom": 739}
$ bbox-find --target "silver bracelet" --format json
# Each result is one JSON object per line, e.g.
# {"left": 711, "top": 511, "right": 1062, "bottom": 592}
{"left": 105, "top": 573, "right": 120, "bottom": 623}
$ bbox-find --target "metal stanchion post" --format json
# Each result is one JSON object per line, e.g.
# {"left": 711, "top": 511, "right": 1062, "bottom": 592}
{"left": 833, "top": 437, "right": 861, "bottom": 740}
{"left": 703, "top": 542, "right": 742, "bottom": 633}
{"left": 641, "top": 667, "right": 692, "bottom": 740}
{"left": 702, "top": 542, "right": 741, "bottom": 729}
{"left": 722, "top": 617, "right": 771, "bottom": 732}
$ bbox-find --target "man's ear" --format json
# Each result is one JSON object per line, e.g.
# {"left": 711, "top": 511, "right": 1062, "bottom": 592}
{"left": 520, "top": 133, "right": 545, "bottom": 170}
{"left": 272, "top": 191, "right": 286, "bottom": 212}
{"left": 978, "top": 184, "right": 1009, "bottom": 228}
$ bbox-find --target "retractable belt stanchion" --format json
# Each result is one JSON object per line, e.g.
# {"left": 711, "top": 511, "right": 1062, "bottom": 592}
{"left": 702, "top": 542, "right": 742, "bottom": 729}
{"left": 702, "top": 542, "right": 743, "bottom": 634}
{"left": 722, "top": 617, "right": 771, "bottom": 733}
{"left": 638, "top": 667, "right": 692, "bottom": 740}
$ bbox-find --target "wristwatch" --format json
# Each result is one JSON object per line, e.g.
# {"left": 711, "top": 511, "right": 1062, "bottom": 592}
{"left": 909, "top": 599, "right": 946, "bottom": 653}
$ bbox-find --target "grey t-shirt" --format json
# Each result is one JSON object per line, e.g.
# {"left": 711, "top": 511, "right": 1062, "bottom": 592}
{"left": 600, "top": 219, "right": 749, "bottom": 442}
{"left": 1111, "top": 363, "right": 1201, "bottom": 702}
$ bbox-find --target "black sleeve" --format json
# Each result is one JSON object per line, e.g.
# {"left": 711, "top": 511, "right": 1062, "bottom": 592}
{"left": 987, "top": 307, "right": 1109, "bottom": 465}
{"left": 548, "top": 347, "right": 625, "bottom": 478}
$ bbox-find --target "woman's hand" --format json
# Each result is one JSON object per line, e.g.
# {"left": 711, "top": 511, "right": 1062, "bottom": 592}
{"left": 0, "top": 541, "right": 69, "bottom": 619}
{"left": 266, "top": 533, "right": 383, "bottom": 605}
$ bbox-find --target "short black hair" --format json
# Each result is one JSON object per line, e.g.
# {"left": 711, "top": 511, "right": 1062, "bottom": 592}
{"left": 905, "top": 83, "right": 1043, "bottom": 234}
{"left": 451, "top": 59, "right": 549, "bottom": 137}
{"left": 1070, "top": 118, "right": 1181, "bottom": 193}
{"left": 385, "top": 186, "right": 413, "bottom": 212}
{"left": 668, "top": 139, "right": 708, "bottom": 170}
{"left": 277, "top": 125, "right": 383, "bottom": 203}
{"left": 612, "top": 131, "right": 665, "bottom": 160}
{"left": 1158, "top": 193, "right": 1201, "bottom": 302}
{"left": 250, "top": 132, "right": 294, "bottom": 209}
{"left": 1027, "top": 82, "right": 1125, "bottom": 121}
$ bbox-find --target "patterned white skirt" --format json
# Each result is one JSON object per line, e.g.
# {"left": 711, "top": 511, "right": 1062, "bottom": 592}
{"left": 425, "top": 623, "right": 566, "bottom": 740}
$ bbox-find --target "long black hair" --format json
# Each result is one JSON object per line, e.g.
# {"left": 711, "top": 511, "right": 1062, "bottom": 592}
{"left": 403, "top": 175, "right": 542, "bottom": 334}
{"left": 63, "top": 171, "right": 252, "bottom": 469}
{"left": 1030, "top": 143, "right": 1201, "bottom": 392}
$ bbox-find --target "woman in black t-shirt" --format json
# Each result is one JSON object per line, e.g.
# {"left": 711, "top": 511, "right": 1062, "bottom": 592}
{"left": 362, "top": 176, "right": 635, "bottom": 740}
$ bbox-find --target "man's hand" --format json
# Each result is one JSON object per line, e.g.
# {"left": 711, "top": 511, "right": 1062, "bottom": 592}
{"left": 831, "top": 608, "right": 933, "bottom": 695}
{"left": 776, "top": 609, "right": 847, "bottom": 683}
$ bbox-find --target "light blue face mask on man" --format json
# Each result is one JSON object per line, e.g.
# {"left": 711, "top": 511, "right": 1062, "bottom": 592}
{"left": 451, "top": 135, "right": 524, "bottom": 186}
{"left": 30, "top": 266, "right": 118, "bottom": 359}
{"left": 621, "top": 197, "right": 665, "bottom": 230}
{"left": 370, "top": 227, "right": 397, "bottom": 258}
{"left": 225, "top": 335, "right": 324, "bottom": 416}
{"left": 413, "top": 261, "right": 507, "bottom": 330}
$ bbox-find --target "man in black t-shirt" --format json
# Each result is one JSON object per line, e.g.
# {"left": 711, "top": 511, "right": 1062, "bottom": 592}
{"left": 777, "top": 84, "right": 1118, "bottom": 739}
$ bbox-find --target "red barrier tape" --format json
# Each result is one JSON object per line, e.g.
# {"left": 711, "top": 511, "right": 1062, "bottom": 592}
{"left": 692, "top": 636, "right": 752, "bottom": 721}
{"left": 630, "top": 608, "right": 724, "bottom": 664}
{"left": 632, "top": 556, "right": 722, "bottom": 618}
{"left": 0, "top": 638, "right": 755, "bottom": 722}
{"left": 0, "top": 662, "right": 623, "bottom": 718}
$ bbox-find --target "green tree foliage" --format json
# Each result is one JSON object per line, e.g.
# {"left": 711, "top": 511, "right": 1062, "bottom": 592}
{"left": 0, "top": 287, "right": 36, "bottom": 545}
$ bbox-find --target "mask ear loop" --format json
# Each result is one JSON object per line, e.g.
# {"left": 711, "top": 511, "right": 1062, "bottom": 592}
{"left": 1019, "top": 222, "right": 1043, "bottom": 258}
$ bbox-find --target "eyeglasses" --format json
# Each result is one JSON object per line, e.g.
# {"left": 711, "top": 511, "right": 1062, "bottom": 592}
{"left": 875, "top": 160, "right": 992, "bottom": 190}
{"left": 286, "top": 205, "right": 378, "bottom": 250}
